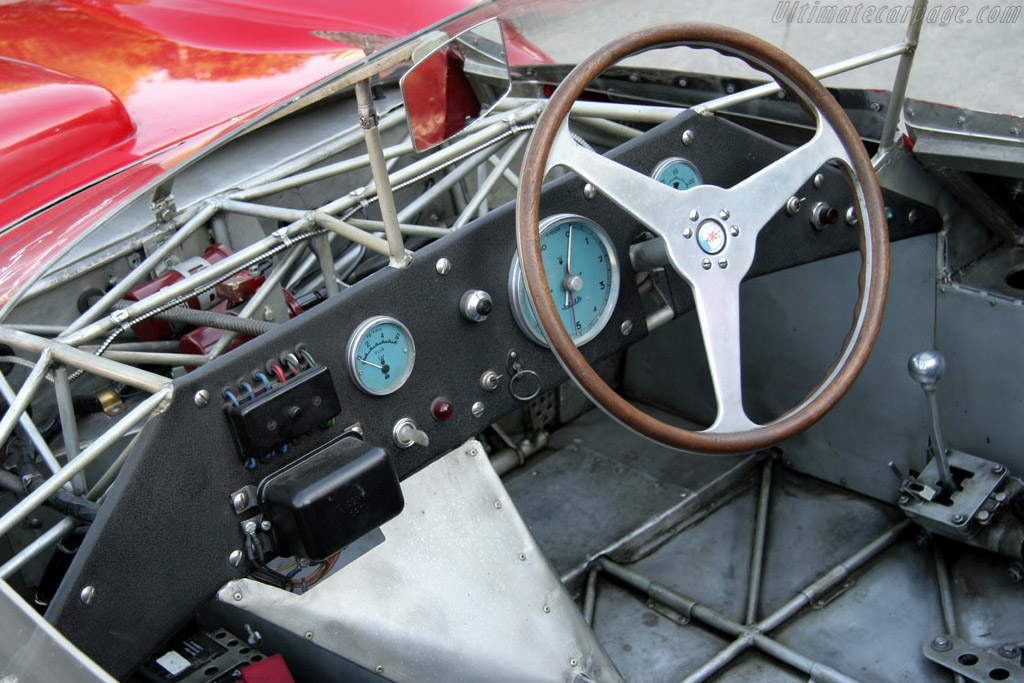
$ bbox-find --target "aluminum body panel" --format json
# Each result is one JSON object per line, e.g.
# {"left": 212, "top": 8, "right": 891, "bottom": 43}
{"left": 218, "top": 439, "right": 623, "bottom": 683}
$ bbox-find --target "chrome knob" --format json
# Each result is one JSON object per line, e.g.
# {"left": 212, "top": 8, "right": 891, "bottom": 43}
{"left": 909, "top": 349, "right": 946, "bottom": 390}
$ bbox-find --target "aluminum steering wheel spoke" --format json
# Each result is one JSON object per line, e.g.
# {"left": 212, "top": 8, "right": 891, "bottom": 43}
{"left": 727, "top": 123, "right": 849, "bottom": 235}
{"left": 547, "top": 119, "right": 683, "bottom": 235}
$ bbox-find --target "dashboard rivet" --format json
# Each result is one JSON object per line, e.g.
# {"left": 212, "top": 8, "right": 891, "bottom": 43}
{"left": 471, "top": 401, "right": 485, "bottom": 418}
{"left": 620, "top": 320, "right": 633, "bottom": 336}
{"left": 719, "top": 209, "right": 730, "bottom": 221}
{"left": 729, "top": 225, "right": 740, "bottom": 237}
{"left": 681, "top": 130, "right": 695, "bottom": 146}
{"left": 229, "top": 550, "right": 243, "bottom": 567}
{"left": 718, "top": 258, "right": 729, "bottom": 269}
{"left": 908, "top": 209, "right": 919, "bottom": 224}
{"left": 845, "top": 207, "right": 859, "bottom": 226}
{"left": 682, "top": 227, "right": 693, "bottom": 239}
{"left": 688, "top": 210, "right": 699, "bottom": 222}
{"left": 583, "top": 183, "right": 597, "bottom": 199}
{"left": 702, "top": 259, "right": 712, "bottom": 270}
{"left": 194, "top": 390, "right": 209, "bottom": 408}
{"left": 952, "top": 513, "right": 966, "bottom": 525}
{"left": 813, "top": 173, "right": 825, "bottom": 189}
{"left": 435, "top": 258, "right": 452, "bottom": 275}
{"left": 80, "top": 586, "right": 95, "bottom": 605}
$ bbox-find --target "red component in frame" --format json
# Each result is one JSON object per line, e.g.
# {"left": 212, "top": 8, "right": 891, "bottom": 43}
{"left": 125, "top": 243, "right": 233, "bottom": 341}
{"left": 235, "top": 653, "right": 296, "bottom": 683}
{"left": 216, "top": 269, "right": 267, "bottom": 303}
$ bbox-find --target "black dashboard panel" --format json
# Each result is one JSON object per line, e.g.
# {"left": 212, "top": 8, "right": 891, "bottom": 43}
{"left": 47, "top": 109, "right": 940, "bottom": 678}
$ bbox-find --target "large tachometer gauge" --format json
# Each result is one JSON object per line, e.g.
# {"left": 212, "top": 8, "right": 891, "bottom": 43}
{"left": 509, "top": 214, "right": 620, "bottom": 347}
{"left": 346, "top": 316, "right": 416, "bottom": 395}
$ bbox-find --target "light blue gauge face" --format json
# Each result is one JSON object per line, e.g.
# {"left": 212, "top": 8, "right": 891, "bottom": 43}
{"left": 509, "top": 214, "right": 620, "bottom": 347}
{"left": 346, "top": 316, "right": 415, "bottom": 396}
{"left": 653, "top": 157, "right": 702, "bottom": 190}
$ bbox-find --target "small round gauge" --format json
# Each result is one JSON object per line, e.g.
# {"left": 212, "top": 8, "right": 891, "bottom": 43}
{"left": 652, "top": 157, "right": 702, "bottom": 190}
{"left": 346, "top": 316, "right": 416, "bottom": 396}
{"left": 509, "top": 214, "right": 620, "bottom": 347}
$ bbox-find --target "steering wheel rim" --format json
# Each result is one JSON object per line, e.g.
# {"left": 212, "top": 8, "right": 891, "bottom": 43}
{"left": 515, "top": 23, "right": 890, "bottom": 455}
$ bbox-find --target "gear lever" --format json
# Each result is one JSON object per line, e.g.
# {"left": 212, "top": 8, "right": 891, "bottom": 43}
{"left": 908, "top": 350, "right": 956, "bottom": 492}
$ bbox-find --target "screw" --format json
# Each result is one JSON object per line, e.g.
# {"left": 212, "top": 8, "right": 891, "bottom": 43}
{"left": 908, "top": 209, "right": 919, "bottom": 224}
{"left": 955, "top": 115, "right": 966, "bottom": 126}
{"left": 678, "top": 77, "right": 688, "bottom": 88}
{"left": 194, "top": 390, "right": 210, "bottom": 407}
{"left": 435, "top": 258, "right": 451, "bottom": 275}
{"left": 813, "top": 173, "right": 824, "bottom": 189}
{"left": 233, "top": 591, "right": 243, "bottom": 601}
{"left": 543, "top": 604, "right": 551, "bottom": 613}
{"left": 375, "top": 665, "right": 384, "bottom": 674}
{"left": 997, "top": 644, "right": 1019, "bottom": 658}
{"left": 232, "top": 491, "right": 248, "bottom": 513}
{"left": 471, "top": 401, "right": 485, "bottom": 418}
{"left": 977, "top": 509, "right": 991, "bottom": 523}
{"left": 229, "top": 550, "right": 243, "bottom": 567}
{"left": 932, "top": 636, "right": 952, "bottom": 652}
{"left": 494, "top": 500, "right": 502, "bottom": 509}
{"left": 260, "top": 520, "right": 272, "bottom": 531}
{"left": 729, "top": 225, "right": 739, "bottom": 237}
{"left": 1009, "top": 562, "right": 1024, "bottom": 583}
{"left": 682, "top": 227, "right": 693, "bottom": 239}
{"left": 702, "top": 259, "right": 712, "bottom": 270}
{"left": 952, "top": 513, "right": 966, "bottom": 525}
{"left": 262, "top": 305, "right": 275, "bottom": 322}
{"left": 570, "top": 658, "right": 578, "bottom": 666}
{"left": 583, "top": 183, "right": 597, "bottom": 199}
{"left": 718, "top": 258, "right": 728, "bottom": 269}
{"left": 681, "top": 130, "right": 694, "bottom": 146}
{"left": 243, "top": 520, "right": 258, "bottom": 535}
{"left": 620, "top": 320, "right": 633, "bottom": 336}
{"left": 898, "top": 495, "right": 911, "bottom": 506}
{"left": 519, "top": 553, "right": 527, "bottom": 561}
{"left": 992, "top": 464, "right": 1005, "bottom": 474}
{"left": 304, "top": 631, "right": 314, "bottom": 640}
{"left": 80, "top": 586, "right": 95, "bottom": 605}
{"left": 719, "top": 209, "right": 730, "bottom": 221}
{"left": 688, "top": 209, "right": 699, "bottom": 222}
{"left": 869, "top": 101, "right": 882, "bottom": 112}
{"left": 469, "top": 448, "right": 478, "bottom": 456}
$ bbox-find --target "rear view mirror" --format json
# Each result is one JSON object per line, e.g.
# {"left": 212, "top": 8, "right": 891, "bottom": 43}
{"left": 401, "top": 19, "right": 511, "bottom": 152}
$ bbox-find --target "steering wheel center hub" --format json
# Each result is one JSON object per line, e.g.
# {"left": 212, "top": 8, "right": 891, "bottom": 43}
{"left": 696, "top": 219, "right": 727, "bottom": 254}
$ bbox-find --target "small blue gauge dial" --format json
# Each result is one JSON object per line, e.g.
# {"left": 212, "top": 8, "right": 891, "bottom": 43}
{"left": 509, "top": 214, "right": 620, "bottom": 347}
{"left": 346, "top": 316, "right": 415, "bottom": 396}
{"left": 652, "top": 157, "right": 702, "bottom": 190}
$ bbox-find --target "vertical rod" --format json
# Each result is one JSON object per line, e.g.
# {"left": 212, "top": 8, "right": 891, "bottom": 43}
{"left": 354, "top": 80, "right": 407, "bottom": 268}
{"left": 0, "top": 388, "right": 170, "bottom": 539}
{"left": 932, "top": 542, "right": 966, "bottom": 683}
{"left": 745, "top": 458, "right": 772, "bottom": 625}
{"left": 0, "top": 517, "right": 76, "bottom": 580}
{"left": 0, "top": 372, "right": 63, "bottom": 476}
{"left": 583, "top": 567, "right": 600, "bottom": 626}
{"left": 52, "top": 366, "right": 86, "bottom": 495}
{"left": 877, "top": 0, "right": 929, "bottom": 152}
{"left": 61, "top": 202, "right": 218, "bottom": 337}
{"left": 313, "top": 233, "right": 340, "bottom": 297}
{"left": 926, "top": 388, "right": 955, "bottom": 491}
{"left": 453, "top": 135, "right": 527, "bottom": 229}
{"left": 0, "top": 349, "right": 52, "bottom": 452}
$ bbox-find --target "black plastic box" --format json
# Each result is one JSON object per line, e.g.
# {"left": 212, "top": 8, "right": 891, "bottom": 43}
{"left": 257, "top": 436, "right": 404, "bottom": 561}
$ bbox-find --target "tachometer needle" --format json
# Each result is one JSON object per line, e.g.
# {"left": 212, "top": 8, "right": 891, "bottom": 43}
{"left": 357, "top": 357, "right": 384, "bottom": 369}
{"left": 565, "top": 223, "right": 573, "bottom": 308}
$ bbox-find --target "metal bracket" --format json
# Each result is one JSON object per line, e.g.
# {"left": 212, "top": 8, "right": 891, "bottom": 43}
{"left": 923, "top": 635, "right": 1023, "bottom": 683}
{"left": 229, "top": 485, "right": 258, "bottom": 516}
{"left": 150, "top": 182, "right": 177, "bottom": 224}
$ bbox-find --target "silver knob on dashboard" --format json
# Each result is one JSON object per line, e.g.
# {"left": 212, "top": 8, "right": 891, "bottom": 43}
{"left": 908, "top": 349, "right": 946, "bottom": 390}
{"left": 460, "top": 289, "right": 493, "bottom": 322}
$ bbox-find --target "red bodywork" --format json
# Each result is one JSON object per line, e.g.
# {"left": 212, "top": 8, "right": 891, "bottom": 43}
{"left": 0, "top": 0, "right": 482, "bottom": 311}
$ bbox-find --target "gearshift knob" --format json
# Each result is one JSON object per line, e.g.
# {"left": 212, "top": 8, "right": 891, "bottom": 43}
{"left": 909, "top": 349, "right": 946, "bottom": 390}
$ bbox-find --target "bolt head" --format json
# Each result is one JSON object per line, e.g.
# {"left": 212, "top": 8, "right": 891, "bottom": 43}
{"left": 471, "top": 401, "right": 485, "bottom": 418}
{"left": 435, "top": 258, "right": 451, "bottom": 275}
{"left": 813, "top": 173, "right": 825, "bottom": 189}
{"left": 719, "top": 209, "right": 730, "bottom": 221}
{"left": 231, "top": 492, "right": 248, "bottom": 512}
{"left": 952, "top": 513, "right": 966, "bottom": 525}
{"left": 682, "top": 227, "right": 693, "bottom": 239}
{"left": 701, "top": 258, "right": 712, "bottom": 270}
{"left": 194, "top": 389, "right": 210, "bottom": 407}
{"left": 229, "top": 550, "right": 243, "bottom": 567}
{"left": 729, "top": 225, "right": 740, "bottom": 237}
{"left": 260, "top": 520, "right": 272, "bottom": 531}
{"left": 583, "top": 183, "right": 597, "bottom": 199}
{"left": 688, "top": 209, "right": 699, "bottom": 222}
{"left": 80, "top": 585, "right": 95, "bottom": 605}
{"left": 932, "top": 636, "right": 952, "bottom": 652}
{"left": 898, "top": 495, "right": 911, "bottom": 506}
{"left": 620, "top": 320, "right": 633, "bottom": 336}
{"left": 992, "top": 464, "right": 1005, "bottom": 474}
{"left": 718, "top": 258, "right": 728, "bottom": 269}
{"left": 681, "top": 130, "right": 695, "bottom": 146}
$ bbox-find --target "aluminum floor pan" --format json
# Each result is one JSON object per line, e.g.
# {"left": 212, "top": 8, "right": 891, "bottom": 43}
{"left": 505, "top": 405, "right": 1024, "bottom": 683}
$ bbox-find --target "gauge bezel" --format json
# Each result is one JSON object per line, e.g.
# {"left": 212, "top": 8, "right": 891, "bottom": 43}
{"left": 508, "top": 213, "right": 620, "bottom": 348}
{"left": 651, "top": 156, "right": 702, "bottom": 189}
{"left": 346, "top": 315, "right": 416, "bottom": 396}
